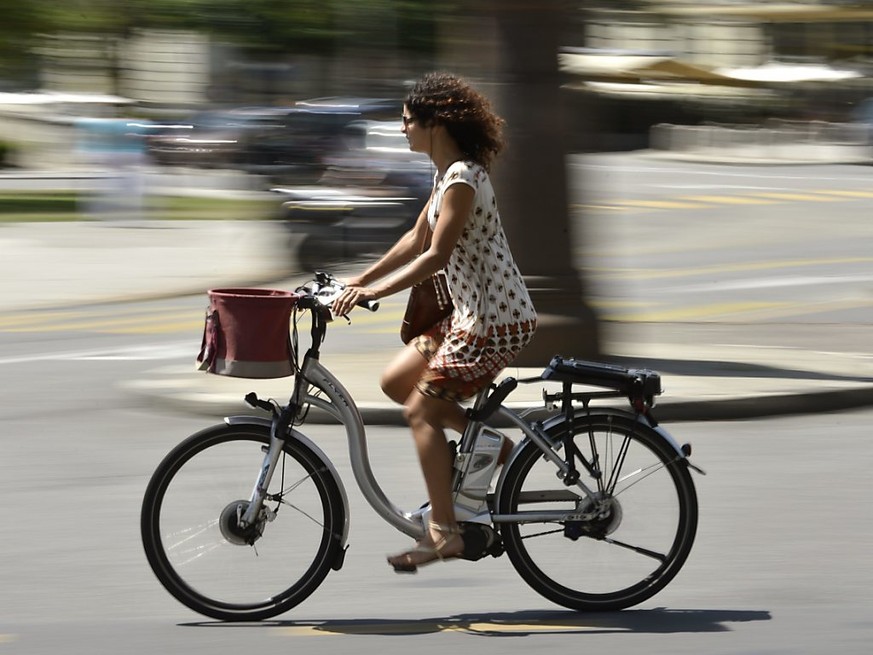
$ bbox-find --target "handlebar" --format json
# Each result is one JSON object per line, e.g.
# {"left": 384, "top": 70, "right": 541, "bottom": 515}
{"left": 296, "top": 271, "right": 379, "bottom": 315}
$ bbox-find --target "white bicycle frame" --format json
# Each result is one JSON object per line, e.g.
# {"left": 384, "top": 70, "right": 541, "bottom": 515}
{"left": 231, "top": 347, "right": 693, "bottom": 548}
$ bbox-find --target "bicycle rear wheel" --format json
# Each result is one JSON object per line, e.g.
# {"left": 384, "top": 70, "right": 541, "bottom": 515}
{"left": 141, "top": 423, "right": 346, "bottom": 621}
{"left": 498, "top": 413, "right": 697, "bottom": 611}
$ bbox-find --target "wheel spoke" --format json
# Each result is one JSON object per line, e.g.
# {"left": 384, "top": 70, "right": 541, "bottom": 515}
{"left": 277, "top": 498, "right": 331, "bottom": 533}
{"left": 141, "top": 426, "right": 346, "bottom": 621}
{"left": 273, "top": 466, "right": 338, "bottom": 536}
{"left": 600, "top": 536, "right": 668, "bottom": 563}
{"left": 603, "top": 432, "right": 631, "bottom": 496}
{"left": 612, "top": 460, "right": 667, "bottom": 496}
{"left": 164, "top": 519, "right": 218, "bottom": 551}
{"left": 173, "top": 540, "right": 227, "bottom": 567}
{"left": 519, "top": 527, "right": 564, "bottom": 540}
{"left": 276, "top": 465, "right": 327, "bottom": 497}
{"left": 499, "top": 414, "right": 697, "bottom": 611}
{"left": 520, "top": 524, "right": 669, "bottom": 563}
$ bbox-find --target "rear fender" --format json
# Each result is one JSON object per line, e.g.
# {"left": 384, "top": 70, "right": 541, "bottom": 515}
{"left": 527, "top": 407, "right": 689, "bottom": 462}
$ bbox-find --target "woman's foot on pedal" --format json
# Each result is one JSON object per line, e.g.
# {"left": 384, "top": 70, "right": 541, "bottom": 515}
{"left": 387, "top": 522, "right": 465, "bottom": 573}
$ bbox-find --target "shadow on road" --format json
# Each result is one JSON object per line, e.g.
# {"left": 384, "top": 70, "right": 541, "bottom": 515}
{"left": 182, "top": 607, "right": 772, "bottom": 636}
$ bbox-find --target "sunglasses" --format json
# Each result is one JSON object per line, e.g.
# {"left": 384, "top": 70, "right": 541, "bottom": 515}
{"left": 401, "top": 114, "right": 416, "bottom": 127}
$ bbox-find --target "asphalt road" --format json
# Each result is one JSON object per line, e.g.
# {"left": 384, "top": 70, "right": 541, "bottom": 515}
{"left": 576, "top": 154, "right": 873, "bottom": 327}
{"left": 1, "top": 155, "right": 871, "bottom": 653}
{"left": 1, "top": 338, "right": 871, "bottom": 654}
{"left": 0, "top": 298, "right": 870, "bottom": 654}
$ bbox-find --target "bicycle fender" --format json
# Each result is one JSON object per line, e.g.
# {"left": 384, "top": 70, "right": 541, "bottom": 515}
{"left": 536, "top": 408, "right": 689, "bottom": 461}
{"left": 648, "top": 423, "right": 690, "bottom": 461}
{"left": 224, "top": 415, "right": 351, "bottom": 548}
{"left": 493, "top": 407, "right": 694, "bottom": 510}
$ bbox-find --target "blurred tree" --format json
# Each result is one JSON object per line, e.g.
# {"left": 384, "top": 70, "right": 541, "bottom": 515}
{"left": 1, "top": 1, "right": 444, "bottom": 81}
{"left": 38, "top": 0, "right": 208, "bottom": 32}
{"left": 482, "top": 0, "right": 601, "bottom": 363}
{"left": 207, "top": 0, "right": 336, "bottom": 55}
{"left": 206, "top": 0, "right": 440, "bottom": 56}
{"left": 33, "top": 1, "right": 213, "bottom": 95}
{"left": 0, "top": 1, "right": 47, "bottom": 87}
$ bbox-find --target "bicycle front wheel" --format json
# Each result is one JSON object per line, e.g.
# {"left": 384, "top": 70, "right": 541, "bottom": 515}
{"left": 498, "top": 413, "right": 698, "bottom": 611}
{"left": 141, "top": 423, "right": 346, "bottom": 621}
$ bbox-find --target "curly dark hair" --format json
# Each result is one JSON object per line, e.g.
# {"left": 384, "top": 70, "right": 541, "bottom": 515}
{"left": 404, "top": 72, "right": 505, "bottom": 171}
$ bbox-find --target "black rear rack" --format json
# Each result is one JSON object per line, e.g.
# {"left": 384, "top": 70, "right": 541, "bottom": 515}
{"left": 541, "top": 356, "right": 662, "bottom": 399}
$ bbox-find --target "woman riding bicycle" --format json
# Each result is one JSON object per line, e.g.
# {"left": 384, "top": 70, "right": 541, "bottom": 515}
{"left": 332, "top": 72, "right": 537, "bottom": 572}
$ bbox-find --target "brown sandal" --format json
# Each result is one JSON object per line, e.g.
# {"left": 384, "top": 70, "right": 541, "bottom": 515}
{"left": 388, "top": 521, "right": 465, "bottom": 574}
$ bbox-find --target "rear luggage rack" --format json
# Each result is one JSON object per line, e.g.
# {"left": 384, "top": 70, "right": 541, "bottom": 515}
{"left": 541, "top": 356, "right": 663, "bottom": 399}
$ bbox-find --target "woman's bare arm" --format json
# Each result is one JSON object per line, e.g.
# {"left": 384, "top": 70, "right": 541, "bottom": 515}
{"left": 332, "top": 183, "right": 473, "bottom": 316}
{"left": 372, "top": 183, "right": 472, "bottom": 297}
{"left": 347, "top": 193, "right": 433, "bottom": 287}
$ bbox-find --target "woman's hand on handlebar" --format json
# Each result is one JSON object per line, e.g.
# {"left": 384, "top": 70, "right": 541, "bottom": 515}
{"left": 332, "top": 283, "right": 379, "bottom": 317}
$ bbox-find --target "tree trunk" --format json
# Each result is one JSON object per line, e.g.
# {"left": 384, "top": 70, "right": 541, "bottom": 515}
{"left": 482, "top": 1, "right": 601, "bottom": 365}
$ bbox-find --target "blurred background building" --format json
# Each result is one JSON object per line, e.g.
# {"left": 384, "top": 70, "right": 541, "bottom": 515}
{"left": 2, "top": 1, "right": 873, "bottom": 169}
{"left": 563, "top": 1, "right": 873, "bottom": 150}
{"left": 2, "top": 0, "right": 873, "bottom": 360}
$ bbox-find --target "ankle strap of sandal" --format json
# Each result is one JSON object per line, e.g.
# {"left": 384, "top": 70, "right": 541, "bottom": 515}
{"left": 429, "top": 521, "right": 462, "bottom": 535}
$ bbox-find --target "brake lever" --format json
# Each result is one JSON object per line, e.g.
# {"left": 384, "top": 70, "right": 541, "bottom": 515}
{"left": 305, "top": 272, "right": 379, "bottom": 318}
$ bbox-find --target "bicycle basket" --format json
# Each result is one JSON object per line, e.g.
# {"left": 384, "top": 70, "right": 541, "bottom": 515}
{"left": 196, "top": 288, "right": 299, "bottom": 378}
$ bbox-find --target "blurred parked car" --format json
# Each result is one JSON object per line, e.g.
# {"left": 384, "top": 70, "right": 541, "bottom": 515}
{"left": 145, "top": 106, "right": 288, "bottom": 168}
{"left": 241, "top": 97, "right": 402, "bottom": 181}
{"left": 147, "top": 97, "right": 402, "bottom": 177}
{"left": 272, "top": 119, "right": 432, "bottom": 267}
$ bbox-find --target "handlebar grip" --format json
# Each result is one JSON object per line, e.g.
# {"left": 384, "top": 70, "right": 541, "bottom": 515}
{"left": 357, "top": 299, "right": 379, "bottom": 312}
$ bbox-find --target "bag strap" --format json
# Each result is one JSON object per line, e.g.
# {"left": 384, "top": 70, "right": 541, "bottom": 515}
{"left": 416, "top": 221, "right": 430, "bottom": 255}
{"left": 416, "top": 218, "right": 449, "bottom": 301}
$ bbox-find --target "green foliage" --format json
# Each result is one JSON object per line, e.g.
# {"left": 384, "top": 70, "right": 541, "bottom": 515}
{"left": 205, "top": 0, "right": 439, "bottom": 56}
{"left": 396, "top": 0, "right": 439, "bottom": 53}
{"left": 0, "top": 192, "right": 275, "bottom": 222}
{"left": 18, "top": 0, "right": 440, "bottom": 53}
{"left": 37, "top": 0, "right": 212, "bottom": 33}
{"left": 206, "top": 0, "right": 337, "bottom": 54}
{"left": 0, "top": 1, "right": 46, "bottom": 78}
{"left": 0, "top": 141, "right": 15, "bottom": 168}
{"left": 0, "top": 0, "right": 442, "bottom": 84}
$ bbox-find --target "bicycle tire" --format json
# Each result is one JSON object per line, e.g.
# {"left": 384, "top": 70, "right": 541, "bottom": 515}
{"left": 141, "top": 423, "right": 346, "bottom": 621}
{"left": 498, "top": 412, "right": 698, "bottom": 611}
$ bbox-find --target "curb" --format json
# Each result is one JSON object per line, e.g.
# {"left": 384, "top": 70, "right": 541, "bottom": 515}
{"left": 6, "top": 272, "right": 296, "bottom": 313}
{"left": 640, "top": 149, "right": 872, "bottom": 167}
{"left": 123, "top": 378, "right": 873, "bottom": 425}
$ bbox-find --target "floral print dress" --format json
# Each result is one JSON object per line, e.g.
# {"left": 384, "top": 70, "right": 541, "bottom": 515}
{"left": 414, "top": 160, "right": 537, "bottom": 401}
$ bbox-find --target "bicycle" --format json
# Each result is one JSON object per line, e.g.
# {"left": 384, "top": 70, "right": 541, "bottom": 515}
{"left": 141, "top": 271, "right": 704, "bottom": 621}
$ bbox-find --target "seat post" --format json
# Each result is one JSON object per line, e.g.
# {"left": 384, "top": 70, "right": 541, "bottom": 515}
{"left": 471, "top": 385, "right": 492, "bottom": 411}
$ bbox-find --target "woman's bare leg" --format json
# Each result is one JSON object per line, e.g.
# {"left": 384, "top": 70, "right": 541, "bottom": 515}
{"left": 405, "top": 392, "right": 457, "bottom": 525}
{"left": 380, "top": 344, "right": 428, "bottom": 405}
{"left": 387, "top": 390, "right": 465, "bottom": 570}
{"left": 381, "top": 344, "right": 467, "bottom": 432}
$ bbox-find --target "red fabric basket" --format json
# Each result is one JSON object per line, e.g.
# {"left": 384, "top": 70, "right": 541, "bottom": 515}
{"left": 196, "top": 288, "right": 299, "bottom": 378}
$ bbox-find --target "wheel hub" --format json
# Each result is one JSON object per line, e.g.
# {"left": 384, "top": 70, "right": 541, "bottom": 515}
{"left": 564, "top": 494, "right": 623, "bottom": 540}
{"left": 219, "top": 500, "right": 265, "bottom": 546}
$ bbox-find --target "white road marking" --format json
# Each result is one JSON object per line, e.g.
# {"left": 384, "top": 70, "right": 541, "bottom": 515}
{"left": 662, "top": 274, "right": 873, "bottom": 294}
{"left": 0, "top": 343, "right": 190, "bottom": 366}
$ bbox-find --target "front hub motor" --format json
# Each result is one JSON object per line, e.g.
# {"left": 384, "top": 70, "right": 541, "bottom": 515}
{"left": 219, "top": 500, "right": 265, "bottom": 546}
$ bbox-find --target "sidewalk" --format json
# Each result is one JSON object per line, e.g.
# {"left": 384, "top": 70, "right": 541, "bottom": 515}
{"left": 2, "top": 219, "right": 872, "bottom": 423}
{"left": 124, "top": 339, "right": 873, "bottom": 424}
{"left": 0, "top": 219, "right": 295, "bottom": 310}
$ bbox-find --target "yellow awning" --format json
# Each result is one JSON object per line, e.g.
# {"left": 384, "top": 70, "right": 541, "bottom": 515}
{"left": 559, "top": 52, "right": 758, "bottom": 87}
